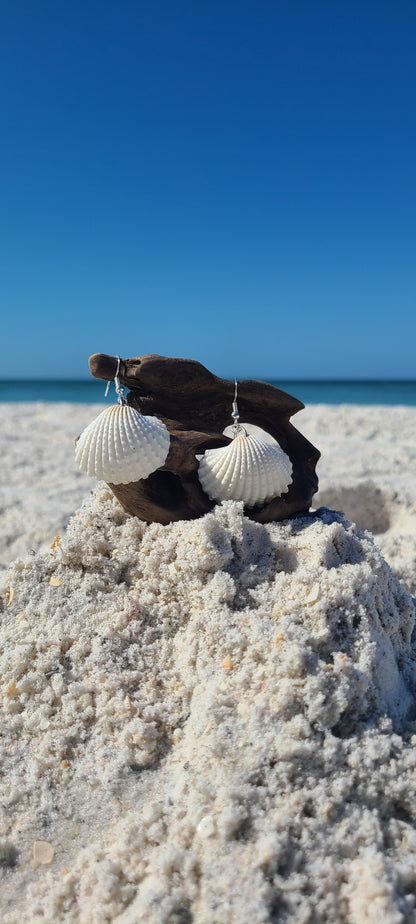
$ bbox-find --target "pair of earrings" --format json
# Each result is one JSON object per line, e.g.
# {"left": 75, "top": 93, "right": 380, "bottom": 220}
{"left": 75, "top": 363, "right": 293, "bottom": 506}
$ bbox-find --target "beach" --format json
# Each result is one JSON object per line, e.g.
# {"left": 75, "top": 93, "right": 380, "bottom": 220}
{"left": 0, "top": 402, "right": 416, "bottom": 922}
{"left": 1, "top": 402, "right": 415, "bottom": 593}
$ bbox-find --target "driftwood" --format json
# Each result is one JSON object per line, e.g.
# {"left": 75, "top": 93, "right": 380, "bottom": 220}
{"left": 88, "top": 352, "right": 320, "bottom": 525}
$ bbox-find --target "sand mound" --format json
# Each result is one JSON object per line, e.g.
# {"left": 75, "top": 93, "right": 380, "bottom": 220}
{"left": 298, "top": 405, "right": 416, "bottom": 597}
{"left": 1, "top": 404, "right": 416, "bottom": 600}
{"left": 1, "top": 488, "right": 416, "bottom": 923}
{"left": 314, "top": 481, "right": 416, "bottom": 596}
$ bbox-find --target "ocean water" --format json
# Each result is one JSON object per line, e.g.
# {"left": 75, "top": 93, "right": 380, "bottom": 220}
{"left": 0, "top": 380, "right": 416, "bottom": 406}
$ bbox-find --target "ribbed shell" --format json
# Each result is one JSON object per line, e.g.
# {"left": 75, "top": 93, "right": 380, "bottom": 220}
{"left": 198, "top": 433, "right": 292, "bottom": 507}
{"left": 75, "top": 405, "right": 170, "bottom": 485}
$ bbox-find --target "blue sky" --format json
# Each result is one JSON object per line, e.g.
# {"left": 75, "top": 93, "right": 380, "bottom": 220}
{"left": 1, "top": 0, "right": 415, "bottom": 380}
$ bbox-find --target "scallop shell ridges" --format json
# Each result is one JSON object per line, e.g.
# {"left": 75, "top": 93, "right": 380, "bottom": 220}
{"left": 198, "top": 433, "right": 293, "bottom": 507}
{"left": 75, "top": 405, "right": 170, "bottom": 485}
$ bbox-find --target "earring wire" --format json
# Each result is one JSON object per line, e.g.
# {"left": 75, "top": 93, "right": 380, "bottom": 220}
{"left": 231, "top": 379, "right": 246, "bottom": 437}
{"left": 104, "top": 356, "right": 126, "bottom": 405}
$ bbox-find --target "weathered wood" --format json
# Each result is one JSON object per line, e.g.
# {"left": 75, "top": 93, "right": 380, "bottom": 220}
{"left": 88, "top": 352, "right": 320, "bottom": 524}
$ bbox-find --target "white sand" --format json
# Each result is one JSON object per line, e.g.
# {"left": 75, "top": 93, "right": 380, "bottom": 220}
{"left": 1, "top": 402, "right": 415, "bottom": 591}
{"left": 299, "top": 405, "right": 416, "bottom": 596}
{"left": 0, "top": 402, "right": 415, "bottom": 922}
{"left": 0, "top": 403, "right": 106, "bottom": 570}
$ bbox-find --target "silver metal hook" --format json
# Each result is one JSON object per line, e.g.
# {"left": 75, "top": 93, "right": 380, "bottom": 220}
{"left": 231, "top": 378, "right": 246, "bottom": 436}
{"left": 104, "top": 355, "right": 126, "bottom": 405}
{"left": 232, "top": 379, "right": 239, "bottom": 424}
{"left": 231, "top": 379, "right": 247, "bottom": 439}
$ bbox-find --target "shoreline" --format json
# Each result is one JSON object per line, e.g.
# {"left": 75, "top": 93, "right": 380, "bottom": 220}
{"left": 1, "top": 376, "right": 416, "bottom": 406}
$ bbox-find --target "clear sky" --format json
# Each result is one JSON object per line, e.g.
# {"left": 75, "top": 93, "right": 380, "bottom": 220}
{"left": 1, "top": 0, "right": 415, "bottom": 380}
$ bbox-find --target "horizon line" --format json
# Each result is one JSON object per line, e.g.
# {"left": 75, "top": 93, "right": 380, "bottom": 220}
{"left": 1, "top": 378, "right": 416, "bottom": 385}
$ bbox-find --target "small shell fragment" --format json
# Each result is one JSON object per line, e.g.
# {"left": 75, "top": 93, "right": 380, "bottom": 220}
{"left": 198, "top": 432, "right": 292, "bottom": 507}
{"left": 75, "top": 404, "right": 170, "bottom": 485}
{"left": 222, "top": 655, "right": 234, "bottom": 670}
{"left": 49, "top": 576, "right": 62, "bottom": 587}
{"left": 305, "top": 583, "right": 321, "bottom": 605}
{"left": 6, "top": 588, "right": 15, "bottom": 606}
{"left": 33, "top": 841, "right": 54, "bottom": 865}
{"left": 197, "top": 815, "right": 216, "bottom": 838}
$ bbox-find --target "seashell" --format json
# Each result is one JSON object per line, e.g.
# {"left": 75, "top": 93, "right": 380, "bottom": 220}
{"left": 198, "top": 431, "right": 293, "bottom": 507}
{"left": 75, "top": 405, "right": 170, "bottom": 484}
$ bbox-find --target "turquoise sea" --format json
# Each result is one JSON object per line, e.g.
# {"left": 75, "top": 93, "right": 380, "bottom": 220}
{"left": 1, "top": 380, "right": 416, "bottom": 405}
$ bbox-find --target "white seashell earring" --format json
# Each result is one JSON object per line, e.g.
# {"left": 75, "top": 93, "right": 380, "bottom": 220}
{"left": 197, "top": 380, "right": 293, "bottom": 507}
{"left": 75, "top": 357, "right": 170, "bottom": 485}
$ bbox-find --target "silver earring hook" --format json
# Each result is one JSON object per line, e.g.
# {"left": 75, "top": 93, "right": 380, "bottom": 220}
{"left": 231, "top": 379, "right": 246, "bottom": 436}
{"left": 232, "top": 379, "right": 239, "bottom": 425}
{"left": 104, "top": 355, "right": 126, "bottom": 405}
